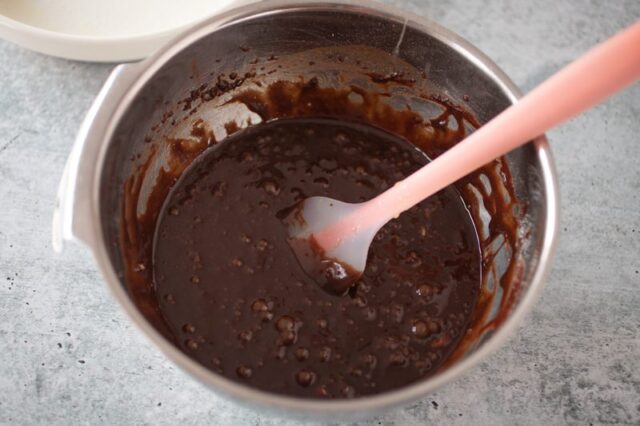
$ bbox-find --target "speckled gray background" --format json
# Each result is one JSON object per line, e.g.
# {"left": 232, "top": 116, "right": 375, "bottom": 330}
{"left": 0, "top": 0, "right": 639, "bottom": 425}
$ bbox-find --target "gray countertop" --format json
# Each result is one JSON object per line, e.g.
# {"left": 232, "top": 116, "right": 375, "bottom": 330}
{"left": 1, "top": 1, "right": 638, "bottom": 424}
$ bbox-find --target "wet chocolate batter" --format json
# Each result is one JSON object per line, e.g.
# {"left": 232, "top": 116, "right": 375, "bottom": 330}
{"left": 152, "top": 117, "right": 481, "bottom": 398}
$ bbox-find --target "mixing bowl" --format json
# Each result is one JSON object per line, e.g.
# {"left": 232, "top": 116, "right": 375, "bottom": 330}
{"left": 53, "top": 0, "right": 558, "bottom": 419}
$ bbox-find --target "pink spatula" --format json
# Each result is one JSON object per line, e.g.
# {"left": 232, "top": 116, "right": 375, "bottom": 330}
{"left": 286, "top": 22, "right": 640, "bottom": 295}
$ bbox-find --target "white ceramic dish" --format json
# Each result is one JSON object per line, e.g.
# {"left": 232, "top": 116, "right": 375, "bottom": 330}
{"left": 0, "top": 0, "right": 249, "bottom": 62}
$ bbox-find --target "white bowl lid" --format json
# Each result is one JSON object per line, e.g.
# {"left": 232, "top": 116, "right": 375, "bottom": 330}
{"left": 0, "top": 0, "right": 251, "bottom": 62}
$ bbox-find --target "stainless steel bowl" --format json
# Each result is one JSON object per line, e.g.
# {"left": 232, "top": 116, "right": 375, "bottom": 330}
{"left": 53, "top": 0, "right": 558, "bottom": 419}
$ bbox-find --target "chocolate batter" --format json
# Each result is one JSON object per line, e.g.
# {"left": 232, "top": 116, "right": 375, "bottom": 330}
{"left": 152, "top": 117, "right": 481, "bottom": 398}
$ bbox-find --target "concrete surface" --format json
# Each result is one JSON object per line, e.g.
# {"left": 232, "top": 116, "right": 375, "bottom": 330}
{"left": 0, "top": 0, "right": 639, "bottom": 424}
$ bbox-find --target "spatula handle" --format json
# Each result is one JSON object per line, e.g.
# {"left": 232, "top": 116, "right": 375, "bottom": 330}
{"left": 368, "top": 21, "right": 640, "bottom": 227}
